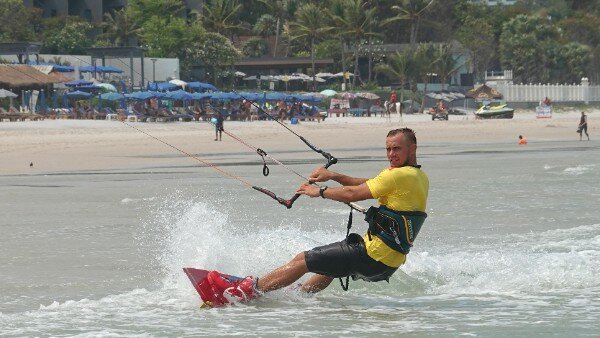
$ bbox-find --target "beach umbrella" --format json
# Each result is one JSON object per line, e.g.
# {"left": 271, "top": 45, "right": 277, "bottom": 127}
{"left": 99, "top": 92, "right": 125, "bottom": 101}
{"left": 126, "top": 91, "right": 157, "bottom": 101}
{"left": 66, "top": 90, "right": 93, "bottom": 99}
{"left": 211, "top": 92, "right": 241, "bottom": 101}
{"left": 147, "top": 82, "right": 178, "bottom": 92}
{"left": 96, "top": 83, "right": 117, "bottom": 92}
{"left": 320, "top": 89, "right": 337, "bottom": 97}
{"left": 338, "top": 92, "right": 357, "bottom": 99}
{"left": 101, "top": 66, "right": 123, "bottom": 73}
{"left": 169, "top": 79, "right": 188, "bottom": 88}
{"left": 355, "top": 92, "right": 380, "bottom": 100}
{"left": 190, "top": 92, "right": 212, "bottom": 100}
{"left": 0, "top": 88, "right": 18, "bottom": 98}
{"left": 188, "top": 82, "right": 218, "bottom": 91}
{"left": 426, "top": 92, "right": 444, "bottom": 100}
{"left": 316, "top": 72, "right": 335, "bottom": 78}
{"left": 165, "top": 89, "right": 193, "bottom": 101}
{"left": 65, "top": 79, "right": 94, "bottom": 87}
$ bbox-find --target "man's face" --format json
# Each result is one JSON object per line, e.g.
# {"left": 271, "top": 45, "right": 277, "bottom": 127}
{"left": 386, "top": 133, "right": 415, "bottom": 167}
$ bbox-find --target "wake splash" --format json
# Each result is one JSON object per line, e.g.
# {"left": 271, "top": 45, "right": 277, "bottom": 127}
{"left": 402, "top": 223, "right": 600, "bottom": 296}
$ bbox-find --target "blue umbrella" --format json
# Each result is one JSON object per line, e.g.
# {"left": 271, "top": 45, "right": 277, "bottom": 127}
{"left": 66, "top": 90, "right": 93, "bottom": 99}
{"left": 147, "top": 82, "right": 178, "bottom": 91}
{"left": 188, "top": 81, "right": 218, "bottom": 91}
{"left": 165, "top": 89, "right": 193, "bottom": 101}
{"left": 211, "top": 92, "right": 241, "bottom": 101}
{"left": 65, "top": 79, "right": 93, "bottom": 87}
{"left": 101, "top": 66, "right": 123, "bottom": 73}
{"left": 99, "top": 92, "right": 125, "bottom": 101}
{"left": 190, "top": 92, "right": 212, "bottom": 100}
{"left": 265, "top": 92, "right": 287, "bottom": 101}
{"left": 126, "top": 91, "right": 158, "bottom": 101}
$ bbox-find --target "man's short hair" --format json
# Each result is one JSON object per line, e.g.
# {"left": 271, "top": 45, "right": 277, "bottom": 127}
{"left": 387, "top": 128, "right": 417, "bottom": 145}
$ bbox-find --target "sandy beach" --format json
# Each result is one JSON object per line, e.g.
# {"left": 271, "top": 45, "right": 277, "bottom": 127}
{"left": 0, "top": 109, "right": 596, "bottom": 175}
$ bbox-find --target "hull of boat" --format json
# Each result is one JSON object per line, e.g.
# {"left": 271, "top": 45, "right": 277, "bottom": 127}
{"left": 475, "top": 108, "right": 514, "bottom": 119}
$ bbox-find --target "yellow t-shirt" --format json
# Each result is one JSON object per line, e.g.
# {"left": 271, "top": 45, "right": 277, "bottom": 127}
{"left": 364, "top": 166, "right": 429, "bottom": 267}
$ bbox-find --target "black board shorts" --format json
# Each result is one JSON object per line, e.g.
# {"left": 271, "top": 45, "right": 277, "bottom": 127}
{"left": 304, "top": 233, "right": 397, "bottom": 282}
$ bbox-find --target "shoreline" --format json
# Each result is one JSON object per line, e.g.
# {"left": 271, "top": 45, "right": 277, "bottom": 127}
{"left": 1, "top": 110, "right": 596, "bottom": 176}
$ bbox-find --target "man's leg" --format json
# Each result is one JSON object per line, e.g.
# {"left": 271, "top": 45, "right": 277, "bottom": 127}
{"left": 257, "top": 252, "right": 309, "bottom": 292}
{"left": 300, "top": 274, "right": 334, "bottom": 293}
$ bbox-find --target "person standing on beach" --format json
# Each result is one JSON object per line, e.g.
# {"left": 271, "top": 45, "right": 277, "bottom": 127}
{"left": 206, "top": 128, "right": 429, "bottom": 299}
{"left": 578, "top": 112, "right": 589, "bottom": 141}
{"left": 214, "top": 111, "right": 224, "bottom": 141}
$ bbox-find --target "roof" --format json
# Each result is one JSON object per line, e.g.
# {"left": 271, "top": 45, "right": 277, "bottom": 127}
{"left": 466, "top": 84, "right": 503, "bottom": 100}
{"left": 0, "top": 64, "right": 68, "bottom": 88}
{"left": 236, "top": 57, "right": 334, "bottom": 67}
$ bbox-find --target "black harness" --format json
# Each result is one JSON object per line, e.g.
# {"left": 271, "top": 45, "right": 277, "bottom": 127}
{"left": 364, "top": 205, "right": 427, "bottom": 255}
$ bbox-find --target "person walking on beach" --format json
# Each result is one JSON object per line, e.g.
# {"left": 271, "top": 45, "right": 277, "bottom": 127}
{"left": 214, "top": 111, "right": 224, "bottom": 141}
{"left": 577, "top": 111, "right": 589, "bottom": 141}
{"left": 206, "top": 128, "right": 429, "bottom": 299}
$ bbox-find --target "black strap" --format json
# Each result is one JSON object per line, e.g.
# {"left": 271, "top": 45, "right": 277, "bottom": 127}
{"left": 256, "top": 148, "right": 269, "bottom": 176}
{"left": 339, "top": 207, "right": 353, "bottom": 291}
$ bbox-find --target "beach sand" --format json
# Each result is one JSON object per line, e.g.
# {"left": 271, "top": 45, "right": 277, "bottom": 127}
{"left": 0, "top": 109, "right": 596, "bottom": 175}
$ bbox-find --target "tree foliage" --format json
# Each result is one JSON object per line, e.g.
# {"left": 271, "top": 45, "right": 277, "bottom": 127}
{"left": 41, "top": 17, "right": 93, "bottom": 54}
{"left": 0, "top": 0, "right": 40, "bottom": 42}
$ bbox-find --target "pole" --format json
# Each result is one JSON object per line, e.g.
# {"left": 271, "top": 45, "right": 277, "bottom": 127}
{"left": 151, "top": 58, "right": 157, "bottom": 83}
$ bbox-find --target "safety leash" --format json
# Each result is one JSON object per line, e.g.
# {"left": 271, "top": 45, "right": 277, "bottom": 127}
{"left": 339, "top": 207, "right": 353, "bottom": 291}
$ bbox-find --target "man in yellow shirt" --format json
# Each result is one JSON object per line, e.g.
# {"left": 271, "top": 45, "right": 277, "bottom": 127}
{"left": 208, "top": 128, "right": 429, "bottom": 298}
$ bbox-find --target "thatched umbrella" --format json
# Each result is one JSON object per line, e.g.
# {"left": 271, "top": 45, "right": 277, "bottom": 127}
{"left": 466, "top": 84, "right": 503, "bottom": 100}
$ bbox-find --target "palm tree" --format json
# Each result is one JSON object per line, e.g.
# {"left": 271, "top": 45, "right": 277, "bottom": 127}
{"left": 258, "top": 0, "right": 297, "bottom": 57}
{"left": 99, "top": 8, "right": 141, "bottom": 46}
{"left": 374, "top": 50, "right": 416, "bottom": 106}
{"left": 288, "top": 3, "right": 333, "bottom": 91}
{"left": 334, "top": 0, "right": 378, "bottom": 89}
{"left": 432, "top": 43, "right": 464, "bottom": 90}
{"left": 383, "top": 0, "right": 435, "bottom": 46}
{"left": 197, "top": 0, "right": 245, "bottom": 38}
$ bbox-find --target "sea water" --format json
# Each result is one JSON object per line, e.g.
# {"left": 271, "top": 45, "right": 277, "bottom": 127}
{"left": 1, "top": 140, "right": 599, "bottom": 337}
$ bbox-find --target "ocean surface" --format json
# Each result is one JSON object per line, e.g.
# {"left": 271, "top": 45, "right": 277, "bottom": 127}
{"left": 1, "top": 139, "right": 599, "bottom": 337}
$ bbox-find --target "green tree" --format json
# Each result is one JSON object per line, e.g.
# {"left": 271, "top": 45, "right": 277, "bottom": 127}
{"left": 242, "top": 37, "right": 269, "bottom": 57}
{"left": 99, "top": 8, "right": 142, "bottom": 47}
{"left": 184, "top": 32, "right": 242, "bottom": 85}
{"left": 140, "top": 16, "right": 199, "bottom": 58}
{"left": 432, "top": 43, "right": 463, "bottom": 90}
{"left": 334, "top": 0, "right": 378, "bottom": 89}
{"left": 455, "top": 16, "right": 496, "bottom": 83}
{"left": 375, "top": 50, "right": 417, "bottom": 105}
{"left": 0, "top": 0, "right": 40, "bottom": 42}
{"left": 128, "top": 0, "right": 185, "bottom": 24}
{"left": 199, "top": 0, "right": 246, "bottom": 37}
{"left": 499, "top": 14, "right": 559, "bottom": 83}
{"left": 383, "top": 0, "right": 436, "bottom": 46}
{"left": 41, "top": 17, "right": 93, "bottom": 54}
{"left": 253, "top": 14, "right": 278, "bottom": 37}
{"left": 288, "top": 3, "right": 333, "bottom": 90}
{"left": 551, "top": 42, "right": 591, "bottom": 83}
{"left": 258, "top": 0, "right": 298, "bottom": 57}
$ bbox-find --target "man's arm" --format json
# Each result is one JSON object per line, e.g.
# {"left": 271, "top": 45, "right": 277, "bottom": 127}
{"left": 296, "top": 182, "right": 373, "bottom": 204}
{"left": 309, "top": 167, "right": 368, "bottom": 186}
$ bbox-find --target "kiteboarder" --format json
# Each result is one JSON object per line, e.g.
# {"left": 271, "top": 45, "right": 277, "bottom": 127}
{"left": 207, "top": 128, "right": 429, "bottom": 299}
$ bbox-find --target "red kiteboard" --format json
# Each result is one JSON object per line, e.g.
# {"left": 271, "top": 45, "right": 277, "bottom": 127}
{"left": 183, "top": 268, "right": 260, "bottom": 308}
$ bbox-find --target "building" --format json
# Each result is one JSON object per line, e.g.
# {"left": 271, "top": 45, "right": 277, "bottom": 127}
{"left": 22, "top": 0, "right": 203, "bottom": 24}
